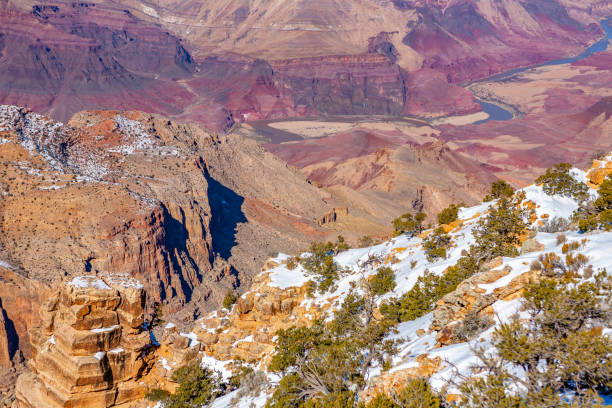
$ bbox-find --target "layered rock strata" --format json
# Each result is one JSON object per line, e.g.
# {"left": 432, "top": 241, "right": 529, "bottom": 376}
{"left": 14, "top": 274, "right": 152, "bottom": 408}
{"left": 0, "top": 105, "right": 340, "bottom": 368}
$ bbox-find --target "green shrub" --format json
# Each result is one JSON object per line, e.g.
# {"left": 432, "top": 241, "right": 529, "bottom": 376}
{"left": 458, "top": 272, "right": 612, "bottom": 407}
{"left": 286, "top": 256, "right": 299, "bottom": 270}
{"left": 573, "top": 174, "right": 612, "bottom": 232}
{"left": 483, "top": 180, "right": 514, "bottom": 202}
{"left": 302, "top": 391, "right": 357, "bottom": 408}
{"left": 437, "top": 203, "right": 462, "bottom": 225}
{"left": 267, "top": 269, "right": 398, "bottom": 408}
{"left": 364, "top": 394, "right": 398, "bottom": 408}
{"left": 392, "top": 212, "right": 427, "bottom": 236}
{"left": 472, "top": 197, "right": 528, "bottom": 261}
{"left": 230, "top": 366, "right": 269, "bottom": 403}
{"left": 155, "top": 362, "right": 223, "bottom": 408}
{"left": 370, "top": 267, "right": 396, "bottom": 296}
{"left": 149, "top": 302, "right": 165, "bottom": 328}
{"left": 383, "top": 255, "right": 478, "bottom": 323}
{"left": 300, "top": 236, "right": 350, "bottom": 293}
{"left": 535, "top": 162, "right": 588, "bottom": 200}
{"left": 363, "top": 378, "right": 441, "bottom": 408}
{"left": 576, "top": 212, "right": 600, "bottom": 232}
{"left": 222, "top": 290, "right": 237, "bottom": 310}
{"left": 595, "top": 174, "right": 612, "bottom": 211}
{"left": 267, "top": 378, "right": 443, "bottom": 408}
{"left": 228, "top": 365, "right": 255, "bottom": 390}
{"left": 145, "top": 388, "right": 170, "bottom": 402}
{"left": 358, "top": 235, "right": 377, "bottom": 248}
{"left": 422, "top": 226, "right": 452, "bottom": 262}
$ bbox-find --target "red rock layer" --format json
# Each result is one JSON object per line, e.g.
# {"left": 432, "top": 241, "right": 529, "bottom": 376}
{"left": 403, "top": 0, "right": 605, "bottom": 82}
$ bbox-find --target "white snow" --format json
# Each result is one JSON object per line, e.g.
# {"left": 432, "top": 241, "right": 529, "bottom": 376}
{"left": 211, "top": 389, "right": 270, "bottom": 408}
{"left": 233, "top": 335, "right": 254, "bottom": 346}
{"left": 522, "top": 184, "right": 579, "bottom": 220}
{"left": 267, "top": 254, "right": 310, "bottom": 289}
{"left": 108, "top": 115, "right": 155, "bottom": 155}
{"left": 201, "top": 354, "right": 233, "bottom": 381}
{"left": 103, "top": 273, "right": 144, "bottom": 289}
{"left": 165, "top": 322, "right": 176, "bottom": 329}
{"left": 93, "top": 351, "right": 106, "bottom": 361}
{"left": 48, "top": 335, "right": 56, "bottom": 345}
{"left": 0, "top": 260, "right": 13, "bottom": 269}
{"left": 160, "top": 358, "right": 172, "bottom": 371}
{"left": 68, "top": 276, "right": 111, "bottom": 290}
{"left": 179, "top": 332, "right": 200, "bottom": 348}
{"left": 108, "top": 347, "right": 123, "bottom": 354}
{"left": 458, "top": 200, "right": 492, "bottom": 220}
{"left": 39, "top": 184, "right": 66, "bottom": 190}
{"left": 91, "top": 325, "right": 119, "bottom": 333}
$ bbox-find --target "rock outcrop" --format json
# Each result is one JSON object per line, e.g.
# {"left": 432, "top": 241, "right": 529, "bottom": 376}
{"left": 269, "top": 137, "right": 497, "bottom": 229}
{"left": 0, "top": 299, "right": 17, "bottom": 369}
{"left": 194, "top": 267, "right": 316, "bottom": 368}
{"left": 431, "top": 261, "right": 535, "bottom": 346}
{"left": 317, "top": 208, "right": 349, "bottom": 226}
{"left": 0, "top": 106, "right": 341, "bottom": 370}
{"left": 14, "top": 274, "right": 152, "bottom": 408}
{"left": 150, "top": 259, "right": 326, "bottom": 383}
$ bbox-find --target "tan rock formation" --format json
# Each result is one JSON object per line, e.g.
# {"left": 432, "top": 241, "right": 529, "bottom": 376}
{"left": 0, "top": 106, "right": 341, "bottom": 372}
{"left": 359, "top": 355, "right": 442, "bottom": 403}
{"left": 194, "top": 268, "right": 316, "bottom": 368}
{"left": 587, "top": 159, "right": 612, "bottom": 187}
{"left": 14, "top": 274, "right": 153, "bottom": 408}
{"left": 317, "top": 208, "right": 349, "bottom": 226}
{"left": 0, "top": 300, "right": 14, "bottom": 368}
{"left": 431, "top": 260, "right": 537, "bottom": 346}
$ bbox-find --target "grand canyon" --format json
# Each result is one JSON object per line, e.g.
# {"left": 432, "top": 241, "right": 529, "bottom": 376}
{"left": 0, "top": 0, "right": 611, "bottom": 407}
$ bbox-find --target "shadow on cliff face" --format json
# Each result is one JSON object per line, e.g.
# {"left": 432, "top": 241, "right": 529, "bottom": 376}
{"left": 0, "top": 298, "right": 19, "bottom": 363}
{"left": 204, "top": 170, "right": 247, "bottom": 261}
{"left": 160, "top": 204, "right": 206, "bottom": 303}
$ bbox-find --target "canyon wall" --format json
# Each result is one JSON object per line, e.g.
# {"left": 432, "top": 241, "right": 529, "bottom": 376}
{"left": 0, "top": 106, "right": 339, "bottom": 373}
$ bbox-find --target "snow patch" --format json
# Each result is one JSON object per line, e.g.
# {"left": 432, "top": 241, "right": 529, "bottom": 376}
{"left": 201, "top": 354, "right": 233, "bottom": 381}
{"left": 0, "top": 260, "right": 13, "bottom": 269}
{"left": 160, "top": 358, "right": 172, "bottom": 371}
{"left": 267, "top": 254, "right": 310, "bottom": 289}
{"left": 91, "top": 325, "right": 119, "bottom": 333}
{"left": 68, "top": 276, "right": 111, "bottom": 290}
{"left": 103, "top": 273, "right": 144, "bottom": 289}
{"left": 179, "top": 332, "right": 200, "bottom": 348}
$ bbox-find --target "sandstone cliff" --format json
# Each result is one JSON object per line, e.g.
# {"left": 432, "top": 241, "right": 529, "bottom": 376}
{"left": 14, "top": 274, "right": 152, "bottom": 408}
{"left": 0, "top": 106, "right": 342, "bottom": 373}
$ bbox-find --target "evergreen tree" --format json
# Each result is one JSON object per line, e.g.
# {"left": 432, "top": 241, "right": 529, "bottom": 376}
{"left": 438, "top": 203, "right": 462, "bottom": 225}
{"left": 267, "top": 267, "right": 398, "bottom": 408}
{"left": 392, "top": 212, "right": 427, "bottom": 236}
{"left": 458, "top": 271, "right": 612, "bottom": 408}
{"left": 536, "top": 163, "right": 588, "bottom": 200}
{"left": 422, "top": 226, "right": 452, "bottom": 262}
{"left": 484, "top": 180, "right": 515, "bottom": 202}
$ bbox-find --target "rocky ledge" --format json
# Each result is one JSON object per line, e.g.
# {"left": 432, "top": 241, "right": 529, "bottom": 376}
{"left": 14, "top": 274, "right": 153, "bottom": 408}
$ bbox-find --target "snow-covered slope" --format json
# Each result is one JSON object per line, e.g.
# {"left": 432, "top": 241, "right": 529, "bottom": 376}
{"left": 158, "top": 156, "right": 612, "bottom": 407}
